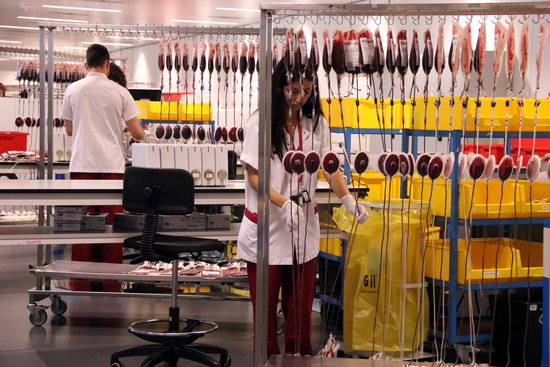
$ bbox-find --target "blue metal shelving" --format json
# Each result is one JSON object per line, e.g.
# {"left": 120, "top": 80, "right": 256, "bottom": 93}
{"left": 328, "top": 125, "right": 549, "bottom": 346}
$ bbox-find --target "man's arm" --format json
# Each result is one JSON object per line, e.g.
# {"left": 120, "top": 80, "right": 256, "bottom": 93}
{"left": 64, "top": 120, "right": 73, "bottom": 136}
{"left": 125, "top": 117, "right": 145, "bottom": 140}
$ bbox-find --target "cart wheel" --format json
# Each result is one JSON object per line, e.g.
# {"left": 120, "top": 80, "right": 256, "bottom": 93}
{"left": 29, "top": 309, "right": 47, "bottom": 326}
{"left": 110, "top": 361, "right": 123, "bottom": 367}
{"left": 51, "top": 298, "right": 67, "bottom": 316}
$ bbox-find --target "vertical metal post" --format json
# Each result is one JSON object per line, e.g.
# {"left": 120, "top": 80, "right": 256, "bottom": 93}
{"left": 448, "top": 129, "right": 462, "bottom": 344}
{"left": 255, "top": 8, "right": 273, "bottom": 366}
{"left": 36, "top": 26, "right": 46, "bottom": 292}
{"left": 38, "top": 26, "right": 46, "bottom": 181}
{"left": 47, "top": 28, "right": 54, "bottom": 180}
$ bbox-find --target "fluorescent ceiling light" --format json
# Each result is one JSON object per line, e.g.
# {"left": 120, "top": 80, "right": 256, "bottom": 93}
{"left": 82, "top": 41, "right": 133, "bottom": 47}
{"left": 42, "top": 5, "right": 122, "bottom": 13}
{"left": 62, "top": 46, "right": 88, "bottom": 50}
{"left": 216, "top": 7, "right": 260, "bottom": 13}
{"left": 171, "top": 19, "right": 238, "bottom": 25}
{"left": 0, "top": 40, "right": 22, "bottom": 44}
{"left": 0, "top": 24, "right": 38, "bottom": 30}
{"left": 18, "top": 16, "right": 88, "bottom": 23}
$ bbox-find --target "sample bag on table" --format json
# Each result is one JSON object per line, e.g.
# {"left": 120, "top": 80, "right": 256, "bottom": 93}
{"left": 332, "top": 199, "right": 429, "bottom": 354}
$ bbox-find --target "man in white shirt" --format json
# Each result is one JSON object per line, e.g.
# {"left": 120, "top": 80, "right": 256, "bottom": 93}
{"left": 60, "top": 44, "right": 144, "bottom": 291}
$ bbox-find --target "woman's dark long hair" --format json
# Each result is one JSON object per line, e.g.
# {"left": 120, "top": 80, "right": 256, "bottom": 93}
{"left": 271, "top": 59, "right": 322, "bottom": 160}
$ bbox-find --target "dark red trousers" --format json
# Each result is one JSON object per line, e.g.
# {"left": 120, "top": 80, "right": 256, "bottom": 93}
{"left": 69, "top": 172, "right": 124, "bottom": 291}
{"left": 247, "top": 257, "right": 317, "bottom": 358}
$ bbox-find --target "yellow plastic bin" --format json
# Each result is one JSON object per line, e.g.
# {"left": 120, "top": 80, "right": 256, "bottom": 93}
{"left": 412, "top": 96, "right": 468, "bottom": 131}
{"left": 148, "top": 101, "right": 180, "bottom": 120}
{"left": 425, "top": 237, "right": 542, "bottom": 284}
{"left": 466, "top": 97, "right": 519, "bottom": 131}
{"left": 178, "top": 103, "right": 212, "bottom": 121}
{"left": 410, "top": 177, "right": 525, "bottom": 219}
{"left": 319, "top": 238, "right": 342, "bottom": 257}
{"left": 134, "top": 100, "right": 149, "bottom": 119}
{"left": 351, "top": 171, "right": 401, "bottom": 200}
{"left": 319, "top": 98, "right": 409, "bottom": 129}
{"left": 520, "top": 98, "right": 550, "bottom": 132}
{"left": 517, "top": 180, "right": 550, "bottom": 217}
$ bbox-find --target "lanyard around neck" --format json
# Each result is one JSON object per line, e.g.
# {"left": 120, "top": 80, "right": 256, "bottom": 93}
{"left": 284, "top": 121, "right": 303, "bottom": 151}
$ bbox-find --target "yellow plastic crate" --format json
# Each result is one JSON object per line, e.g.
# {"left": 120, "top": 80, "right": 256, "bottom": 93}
{"left": 351, "top": 171, "right": 401, "bottom": 200}
{"left": 425, "top": 237, "right": 543, "bottom": 284}
{"left": 134, "top": 100, "right": 149, "bottom": 119}
{"left": 319, "top": 98, "right": 409, "bottom": 129}
{"left": 410, "top": 177, "right": 524, "bottom": 219}
{"left": 520, "top": 98, "right": 550, "bottom": 132}
{"left": 178, "top": 103, "right": 212, "bottom": 121}
{"left": 148, "top": 102, "right": 212, "bottom": 121}
{"left": 517, "top": 180, "right": 550, "bottom": 217}
{"left": 320, "top": 238, "right": 342, "bottom": 257}
{"left": 466, "top": 97, "right": 519, "bottom": 131}
{"left": 412, "top": 96, "right": 468, "bottom": 131}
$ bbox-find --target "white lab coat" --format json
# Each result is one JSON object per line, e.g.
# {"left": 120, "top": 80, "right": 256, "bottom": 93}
{"left": 60, "top": 72, "right": 140, "bottom": 173}
{"left": 237, "top": 111, "right": 332, "bottom": 265}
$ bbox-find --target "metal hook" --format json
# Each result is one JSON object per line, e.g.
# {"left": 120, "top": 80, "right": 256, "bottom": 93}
{"left": 532, "top": 14, "right": 541, "bottom": 24}
{"left": 311, "top": 15, "right": 319, "bottom": 26}
{"left": 412, "top": 14, "right": 420, "bottom": 26}
{"left": 425, "top": 14, "right": 433, "bottom": 26}
{"left": 358, "top": 15, "right": 367, "bottom": 26}
{"left": 398, "top": 14, "right": 407, "bottom": 25}
{"left": 374, "top": 15, "right": 382, "bottom": 26}
{"left": 438, "top": 15, "right": 446, "bottom": 24}
{"left": 452, "top": 14, "right": 460, "bottom": 23}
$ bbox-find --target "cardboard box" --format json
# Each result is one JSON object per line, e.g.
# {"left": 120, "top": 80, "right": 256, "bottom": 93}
{"left": 53, "top": 207, "right": 84, "bottom": 222}
{"left": 186, "top": 212, "right": 207, "bottom": 230}
{"left": 55, "top": 206, "right": 85, "bottom": 214}
{"left": 53, "top": 221, "right": 81, "bottom": 232}
{"left": 206, "top": 214, "right": 231, "bottom": 230}
{"left": 113, "top": 213, "right": 145, "bottom": 230}
{"left": 81, "top": 213, "right": 108, "bottom": 231}
{"left": 158, "top": 215, "right": 187, "bottom": 230}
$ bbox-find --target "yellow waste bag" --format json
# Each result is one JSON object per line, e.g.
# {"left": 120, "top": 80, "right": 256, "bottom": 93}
{"left": 332, "top": 199, "right": 430, "bottom": 354}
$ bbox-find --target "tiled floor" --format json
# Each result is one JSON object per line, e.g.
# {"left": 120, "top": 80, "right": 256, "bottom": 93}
{"left": 0, "top": 245, "right": 327, "bottom": 366}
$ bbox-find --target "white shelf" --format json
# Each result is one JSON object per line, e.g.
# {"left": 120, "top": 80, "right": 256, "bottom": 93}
{"left": 33, "top": 260, "right": 248, "bottom": 284}
{"left": 0, "top": 223, "right": 343, "bottom": 246}
{"left": 0, "top": 223, "right": 242, "bottom": 246}
{"left": 0, "top": 179, "right": 339, "bottom": 206}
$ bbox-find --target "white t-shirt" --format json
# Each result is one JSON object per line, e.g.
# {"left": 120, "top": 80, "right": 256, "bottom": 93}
{"left": 237, "top": 111, "right": 332, "bottom": 265}
{"left": 60, "top": 72, "right": 140, "bottom": 173}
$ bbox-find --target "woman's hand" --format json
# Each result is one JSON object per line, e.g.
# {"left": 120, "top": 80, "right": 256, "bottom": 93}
{"left": 282, "top": 199, "right": 305, "bottom": 231}
{"left": 341, "top": 194, "right": 369, "bottom": 224}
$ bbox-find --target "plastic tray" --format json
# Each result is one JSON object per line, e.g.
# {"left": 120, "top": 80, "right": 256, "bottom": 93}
{"left": 425, "top": 237, "right": 543, "bottom": 284}
{"left": 410, "top": 177, "right": 525, "bottom": 219}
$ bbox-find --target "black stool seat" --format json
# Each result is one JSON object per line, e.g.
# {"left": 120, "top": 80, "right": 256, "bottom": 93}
{"left": 129, "top": 318, "right": 218, "bottom": 345}
{"left": 124, "top": 234, "right": 225, "bottom": 254}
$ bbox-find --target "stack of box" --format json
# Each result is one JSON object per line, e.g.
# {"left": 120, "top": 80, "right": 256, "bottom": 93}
{"left": 53, "top": 206, "right": 84, "bottom": 232}
{"left": 81, "top": 213, "right": 108, "bottom": 231}
{"left": 113, "top": 213, "right": 145, "bottom": 230}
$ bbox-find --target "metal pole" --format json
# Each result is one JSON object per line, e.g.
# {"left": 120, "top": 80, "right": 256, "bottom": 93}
{"left": 47, "top": 28, "right": 54, "bottom": 180}
{"left": 38, "top": 26, "right": 46, "bottom": 181}
{"left": 255, "top": 8, "right": 273, "bottom": 367}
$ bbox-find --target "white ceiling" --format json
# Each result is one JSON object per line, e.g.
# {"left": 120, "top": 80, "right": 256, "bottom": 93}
{"left": 0, "top": 0, "right": 359, "bottom": 52}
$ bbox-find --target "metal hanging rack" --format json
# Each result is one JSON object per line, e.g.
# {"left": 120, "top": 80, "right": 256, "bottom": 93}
{"left": 255, "top": 2, "right": 550, "bottom": 366}
{"left": 37, "top": 23, "right": 286, "bottom": 180}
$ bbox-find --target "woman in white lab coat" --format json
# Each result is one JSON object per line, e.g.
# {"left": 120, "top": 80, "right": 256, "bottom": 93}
{"left": 237, "top": 60, "right": 368, "bottom": 357}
